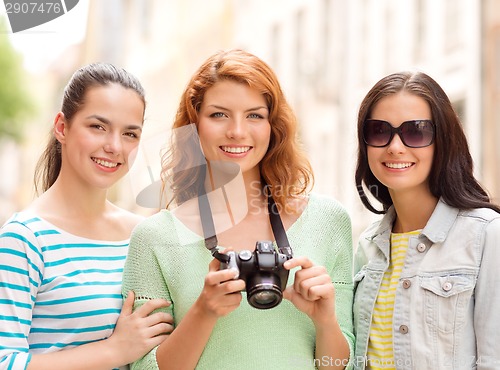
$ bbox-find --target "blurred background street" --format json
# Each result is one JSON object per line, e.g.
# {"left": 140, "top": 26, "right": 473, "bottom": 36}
{"left": 1, "top": 0, "right": 499, "bottom": 244}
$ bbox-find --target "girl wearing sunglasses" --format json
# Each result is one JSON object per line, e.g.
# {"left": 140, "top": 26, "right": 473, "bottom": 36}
{"left": 353, "top": 71, "right": 500, "bottom": 369}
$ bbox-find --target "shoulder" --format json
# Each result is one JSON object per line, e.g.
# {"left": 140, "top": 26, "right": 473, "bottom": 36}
{"left": 359, "top": 218, "right": 384, "bottom": 239}
{"left": 0, "top": 211, "right": 47, "bottom": 257}
{"left": 129, "top": 210, "right": 175, "bottom": 241}
{"left": 307, "top": 193, "right": 351, "bottom": 222}
{"left": 297, "top": 193, "right": 352, "bottom": 242}
{"left": 1, "top": 210, "right": 42, "bottom": 235}
{"left": 460, "top": 207, "right": 500, "bottom": 222}
{"left": 477, "top": 209, "right": 500, "bottom": 239}
{"left": 485, "top": 217, "right": 500, "bottom": 238}
{"left": 456, "top": 207, "right": 500, "bottom": 240}
{"left": 134, "top": 209, "right": 172, "bottom": 228}
{"left": 358, "top": 206, "right": 395, "bottom": 240}
{"left": 126, "top": 210, "right": 184, "bottom": 259}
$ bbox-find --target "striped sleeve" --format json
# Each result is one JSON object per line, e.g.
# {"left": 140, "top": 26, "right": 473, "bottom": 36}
{"left": 0, "top": 220, "right": 43, "bottom": 370}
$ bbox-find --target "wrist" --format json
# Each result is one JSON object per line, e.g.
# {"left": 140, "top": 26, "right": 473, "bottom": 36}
{"left": 191, "top": 298, "right": 220, "bottom": 324}
{"left": 101, "top": 336, "right": 126, "bottom": 368}
{"left": 313, "top": 314, "right": 340, "bottom": 335}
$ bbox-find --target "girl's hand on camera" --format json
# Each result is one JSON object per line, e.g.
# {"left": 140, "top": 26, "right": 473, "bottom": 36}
{"left": 194, "top": 258, "right": 245, "bottom": 319}
{"left": 283, "top": 256, "right": 336, "bottom": 325}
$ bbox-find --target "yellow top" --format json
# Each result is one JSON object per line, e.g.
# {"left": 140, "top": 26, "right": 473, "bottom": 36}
{"left": 366, "top": 230, "right": 420, "bottom": 370}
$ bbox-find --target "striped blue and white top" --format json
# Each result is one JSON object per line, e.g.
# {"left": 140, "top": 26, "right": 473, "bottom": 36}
{"left": 0, "top": 211, "right": 128, "bottom": 370}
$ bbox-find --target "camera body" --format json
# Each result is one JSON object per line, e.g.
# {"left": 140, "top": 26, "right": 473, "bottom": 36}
{"left": 221, "top": 240, "right": 292, "bottom": 309}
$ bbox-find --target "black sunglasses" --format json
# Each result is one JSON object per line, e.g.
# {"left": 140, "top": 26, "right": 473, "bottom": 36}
{"left": 363, "top": 119, "right": 435, "bottom": 148}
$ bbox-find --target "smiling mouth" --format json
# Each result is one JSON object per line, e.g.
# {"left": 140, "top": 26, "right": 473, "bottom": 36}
{"left": 220, "top": 146, "right": 251, "bottom": 154}
{"left": 384, "top": 162, "right": 413, "bottom": 169}
{"left": 92, "top": 157, "right": 119, "bottom": 168}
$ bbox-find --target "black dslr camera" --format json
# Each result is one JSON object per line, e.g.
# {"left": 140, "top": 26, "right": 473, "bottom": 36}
{"left": 196, "top": 166, "right": 292, "bottom": 310}
{"left": 220, "top": 240, "right": 292, "bottom": 309}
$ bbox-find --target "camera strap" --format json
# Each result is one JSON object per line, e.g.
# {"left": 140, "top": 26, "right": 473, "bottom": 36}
{"left": 197, "top": 163, "right": 230, "bottom": 263}
{"left": 197, "top": 163, "right": 292, "bottom": 262}
{"left": 267, "top": 192, "right": 293, "bottom": 258}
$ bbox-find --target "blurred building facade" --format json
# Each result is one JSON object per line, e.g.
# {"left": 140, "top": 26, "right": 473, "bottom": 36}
{"left": 3, "top": 0, "right": 500, "bottom": 241}
{"left": 483, "top": 0, "right": 500, "bottom": 209}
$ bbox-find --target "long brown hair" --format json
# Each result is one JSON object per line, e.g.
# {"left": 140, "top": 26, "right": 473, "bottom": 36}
{"left": 162, "top": 49, "right": 313, "bottom": 211}
{"left": 34, "top": 63, "right": 146, "bottom": 194}
{"left": 355, "top": 71, "right": 500, "bottom": 214}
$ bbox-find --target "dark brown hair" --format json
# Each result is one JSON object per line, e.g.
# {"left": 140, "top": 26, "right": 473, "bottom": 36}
{"left": 34, "top": 63, "right": 145, "bottom": 194}
{"left": 355, "top": 71, "right": 500, "bottom": 214}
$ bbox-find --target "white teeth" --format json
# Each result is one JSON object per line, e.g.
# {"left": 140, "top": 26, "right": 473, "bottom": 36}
{"left": 385, "top": 162, "right": 413, "bottom": 169}
{"left": 221, "top": 146, "right": 251, "bottom": 154}
{"left": 93, "top": 158, "right": 118, "bottom": 168}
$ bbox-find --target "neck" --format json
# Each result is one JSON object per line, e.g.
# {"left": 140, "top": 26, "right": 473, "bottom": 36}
{"left": 243, "top": 172, "right": 267, "bottom": 212}
{"left": 204, "top": 162, "right": 266, "bottom": 212}
{"left": 390, "top": 189, "right": 438, "bottom": 233}
{"left": 35, "top": 172, "right": 110, "bottom": 220}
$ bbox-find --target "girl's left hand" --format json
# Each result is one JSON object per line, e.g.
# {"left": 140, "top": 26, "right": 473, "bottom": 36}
{"left": 283, "top": 256, "right": 336, "bottom": 325}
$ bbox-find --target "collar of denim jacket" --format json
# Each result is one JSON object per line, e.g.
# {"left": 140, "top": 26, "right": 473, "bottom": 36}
{"left": 421, "top": 198, "right": 459, "bottom": 243}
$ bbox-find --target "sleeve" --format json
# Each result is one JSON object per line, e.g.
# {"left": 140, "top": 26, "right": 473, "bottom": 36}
{"left": 121, "top": 218, "right": 172, "bottom": 370}
{"left": 474, "top": 217, "right": 500, "bottom": 370}
{"left": 0, "top": 221, "right": 43, "bottom": 370}
{"left": 328, "top": 206, "right": 355, "bottom": 370}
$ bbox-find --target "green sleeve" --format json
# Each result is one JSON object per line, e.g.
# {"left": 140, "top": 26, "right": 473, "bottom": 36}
{"left": 122, "top": 215, "right": 172, "bottom": 370}
{"left": 329, "top": 207, "right": 355, "bottom": 370}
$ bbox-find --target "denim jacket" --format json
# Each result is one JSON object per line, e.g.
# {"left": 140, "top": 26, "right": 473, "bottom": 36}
{"left": 353, "top": 198, "right": 500, "bottom": 370}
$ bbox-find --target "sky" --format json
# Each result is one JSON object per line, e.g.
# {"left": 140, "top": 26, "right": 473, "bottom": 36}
{"left": 1, "top": 0, "right": 89, "bottom": 72}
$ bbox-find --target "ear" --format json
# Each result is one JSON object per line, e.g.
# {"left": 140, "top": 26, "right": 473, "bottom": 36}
{"left": 53, "top": 112, "right": 67, "bottom": 144}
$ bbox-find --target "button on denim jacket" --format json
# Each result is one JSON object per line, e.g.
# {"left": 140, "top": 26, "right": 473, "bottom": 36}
{"left": 353, "top": 199, "right": 500, "bottom": 370}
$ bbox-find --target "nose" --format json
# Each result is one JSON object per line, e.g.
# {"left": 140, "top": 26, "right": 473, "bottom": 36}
{"left": 226, "top": 118, "right": 248, "bottom": 139}
{"left": 104, "top": 133, "right": 122, "bottom": 154}
{"left": 387, "top": 133, "right": 406, "bottom": 154}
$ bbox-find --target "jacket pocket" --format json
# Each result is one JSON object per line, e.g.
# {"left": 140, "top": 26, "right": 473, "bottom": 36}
{"left": 420, "top": 274, "right": 476, "bottom": 333}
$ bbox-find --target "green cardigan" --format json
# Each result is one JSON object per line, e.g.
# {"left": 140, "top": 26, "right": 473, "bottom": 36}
{"left": 122, "top": 193, "right": 355, "bottom": 369}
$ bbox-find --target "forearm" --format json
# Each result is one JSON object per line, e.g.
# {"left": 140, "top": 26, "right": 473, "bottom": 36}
{"left": 27, "top": 338, "right": 123, "bottom": 370}
{"left": 314, "top": 319, "right": 350, "bottom": 370}
{"left": 156, "top": 303, "right": 217, "bottom": 370}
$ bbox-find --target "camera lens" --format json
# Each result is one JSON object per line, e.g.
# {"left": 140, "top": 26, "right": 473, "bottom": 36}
{"left": 253, "top": 290, "right": 279, "bottom": 305}
{"left": 246, "top": 273, "right": 283, "bottom": 309}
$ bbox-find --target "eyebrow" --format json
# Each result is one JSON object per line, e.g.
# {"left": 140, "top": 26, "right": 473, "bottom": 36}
{"left": 209, "top": 105, "right": 268, "bottom": 113}
{"left": 85, "top": 114, "right": 143, "bottom": 130}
